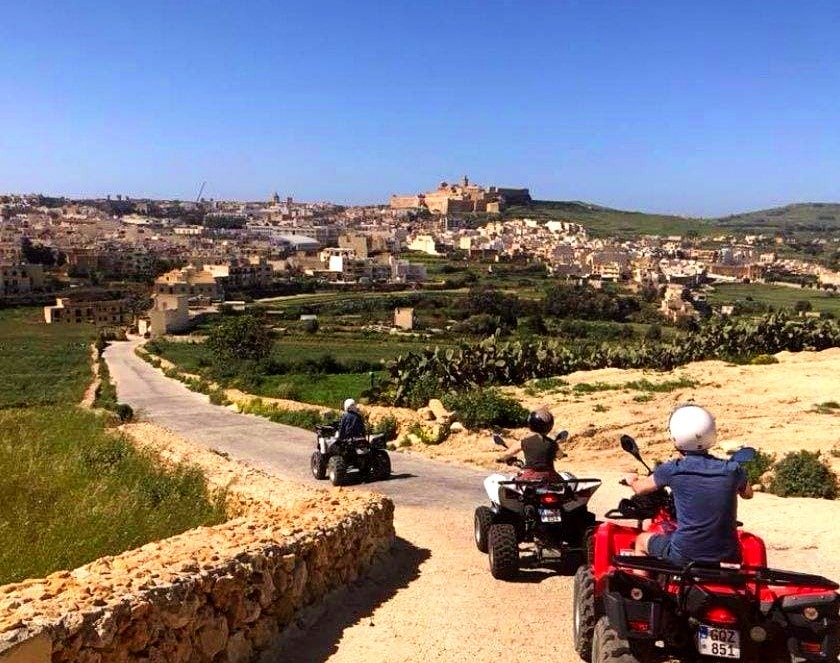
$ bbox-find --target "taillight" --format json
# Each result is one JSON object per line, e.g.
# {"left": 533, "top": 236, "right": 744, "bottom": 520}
{"left": 628, "top": 620, "right": 650, "bottom": 633}
{"left": 801, "top": 641, "right": 822, "bottom": 654}
{"left": 704, "top": 606, "right": 738, "bottom": 625}
{"left": 539, "top": 493, "right": 561, "bottom": 506}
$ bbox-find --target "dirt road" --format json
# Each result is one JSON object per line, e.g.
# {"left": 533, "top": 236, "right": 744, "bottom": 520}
{"left": 105, "top": 341, "right": 840, "bottom": 662}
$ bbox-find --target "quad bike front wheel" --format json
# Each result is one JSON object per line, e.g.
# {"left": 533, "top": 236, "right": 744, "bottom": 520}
{"left": 573, "top": 566, "right": 597, "bottom": 661}
{"left": 310, "top": 451, "right": 327, "bottom": 480}
{"left": 474, "top": 506, "right": 494, "bottom": 553}
{"left": 591, "top": 617, "right": 639, "bottom": 663}
{"left": 368, "top": 450, "right": 391, "bottom": 482}
{"left": 327, "top": 456, "right": 348, "bottom": 487}
{"left": 488, "top": 523, "right": 519, "bottom": 580}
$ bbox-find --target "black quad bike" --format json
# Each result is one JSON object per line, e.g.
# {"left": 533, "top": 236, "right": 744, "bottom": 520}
{"left": 310, "top": 423, "right": 391, "bottom": 486}
{"left": 473, "top": 431, "right": 602, "bottom": 580}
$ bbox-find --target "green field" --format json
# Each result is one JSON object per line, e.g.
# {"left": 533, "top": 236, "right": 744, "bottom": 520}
{"left": 0, "top": 407, "right": 226, "bottom": 584}
{"left": 0, "top": 307, "right": 226, "bottom": 584}
{"left": 706, "top": 283, "right": 840, "bottom": 315}
{"left": 0, "top": 307, "right": 94, "bottom": 407}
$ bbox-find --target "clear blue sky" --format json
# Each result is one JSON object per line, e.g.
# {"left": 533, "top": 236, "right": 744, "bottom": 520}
{"left": 1, "top": 1, "right": 838, "bottom": 216}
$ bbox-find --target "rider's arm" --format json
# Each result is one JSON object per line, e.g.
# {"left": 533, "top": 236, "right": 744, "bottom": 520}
{"left": 496, "top": 442, "right": 522, "bottom": 462}
{"left": 627, "top": 474, "right": 659, "bottom": 495}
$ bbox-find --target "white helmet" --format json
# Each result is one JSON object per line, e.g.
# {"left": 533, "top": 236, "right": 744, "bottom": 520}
{"left": 668, "top": 404, "right": 716, "bottom": 452}
{"left": 343, "top": 398, "right": 357, "bottom": 413}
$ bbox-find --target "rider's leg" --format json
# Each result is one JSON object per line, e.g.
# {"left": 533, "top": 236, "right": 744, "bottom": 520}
{"left": 634, "top": 532, "right": 655, "bottom": 555}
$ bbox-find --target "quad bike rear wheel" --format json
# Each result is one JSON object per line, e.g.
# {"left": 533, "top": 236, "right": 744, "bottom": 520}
{"left": 488, "top": 523, "right": 519, "bottom": 580}
{"left": 310, "top": 451, "right": 327, "bottom": 480}
{"left": 327, "top": 456, "right": 348, "bottom": 487}
{"left": 474, "top": 506, "right": 494, "bottom": 553}
{"left": 368, "top": 450, "right": 391, "bottom": 482}
{"left": 573, "top": 565, "right": 597, "bottom": 661}
{"left": 591, "top": 617, "right": 639, "bottom": 663}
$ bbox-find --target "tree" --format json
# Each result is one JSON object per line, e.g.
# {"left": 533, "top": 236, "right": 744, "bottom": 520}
{"left": 21, "top": 237, "right": 57, "bottom": 266}
{"left": 794, "top": 299, "right": 812, "bottom": 313}
{"left": 206, "top": 314, "right": 273, "bottom": 365}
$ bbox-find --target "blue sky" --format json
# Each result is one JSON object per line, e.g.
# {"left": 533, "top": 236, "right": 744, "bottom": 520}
{"left": 1, "top": 1, "right": 838, "bottom": 216}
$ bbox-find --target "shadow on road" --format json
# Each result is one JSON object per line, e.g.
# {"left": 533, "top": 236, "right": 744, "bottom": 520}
{"left": 268, "top": 536, "right": 430, "bottom": 662}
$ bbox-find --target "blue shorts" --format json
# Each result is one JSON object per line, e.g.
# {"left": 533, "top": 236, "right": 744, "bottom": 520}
{"left": 647, "top": 533, "right": 677, "bottom": 561}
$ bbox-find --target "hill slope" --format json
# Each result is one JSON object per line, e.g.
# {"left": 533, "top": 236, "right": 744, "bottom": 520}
{"left": 504, "top": 200, "right": 840, "bottom": 237}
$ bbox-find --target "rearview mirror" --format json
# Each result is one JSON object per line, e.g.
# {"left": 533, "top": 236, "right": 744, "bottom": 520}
{"left": 730, "top": 446, "right": 757, "bottom": 464}
{"left": 492, "top": 433, "right": 507, "bottom": 449}
{"left": 620, "top": 434, "right": 640, "bottom": 457}
{"left": 556, "top": 430, "right": 569, "bottom": 442}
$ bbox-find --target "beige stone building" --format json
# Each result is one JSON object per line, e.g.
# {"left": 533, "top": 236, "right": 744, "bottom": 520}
{"left": 390, "top": 176, "right": 530, "bottom": 214}
{"left": 139, "top": 294, "right": 190, "bottom": 338}
{"left": 154, "top": 266, "right": 220, "bottom": 299}
{"left": 44, "top": 297, "right": 132, "bottom": 326}
{"left": 394, "top": 307, "right": 414, "bottom": 330}
{"left": 0, "top": 263, "right": 44, "bottom": 297}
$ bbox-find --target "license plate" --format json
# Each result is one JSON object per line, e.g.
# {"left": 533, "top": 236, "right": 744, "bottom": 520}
{"left": 539, "top": 509, "right": 563, "bottom": 523}
{"left": 697, "top": 624, "right": 740, "bottom": 659}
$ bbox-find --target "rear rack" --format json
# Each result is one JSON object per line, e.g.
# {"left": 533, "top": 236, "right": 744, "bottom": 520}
{"left": 612, "top": 555, "right": 839, "bottom": 589}
{"left": 497, "top": 477, "right": 602, "bottom": 488}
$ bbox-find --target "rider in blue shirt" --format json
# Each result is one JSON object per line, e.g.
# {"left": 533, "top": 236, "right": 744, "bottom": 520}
{"left": 625, "top": 405, "right": 753, "bottom": 564}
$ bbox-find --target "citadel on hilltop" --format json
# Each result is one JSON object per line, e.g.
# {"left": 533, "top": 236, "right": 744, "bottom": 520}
{"left": 390, "top": 176, "right": 531, "bottom": 214}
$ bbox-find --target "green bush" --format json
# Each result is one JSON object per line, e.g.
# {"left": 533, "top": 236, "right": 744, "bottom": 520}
{"left": 114, "top": 403, "right": 134, "bottom": 423}
{"left": 372, "top": 415, "right": 398, "bottom": 441}
{"left": 272, "top": 382, "right": 301, "bottom": 400}
{"left": 442, "top": 389, "right": 528, "bottom": 429}
{"left": 750, "top": 354, "right": 779, "bottom": 365}
{"left": 741, "top": 449, "right": 775, "bottom": 485}
{"left": 769, "top": 450, "right": 838, "bottom": 499}
{"left": 239, "top": 399, "right": 335, "bottom": 431}
{"left": 208, "top": 389, "right": 230, "bottom": 406}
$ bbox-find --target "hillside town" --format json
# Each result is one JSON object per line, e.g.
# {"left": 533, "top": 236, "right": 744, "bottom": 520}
{"left": 1, "top": 180, "right": 838, "bottom": 335}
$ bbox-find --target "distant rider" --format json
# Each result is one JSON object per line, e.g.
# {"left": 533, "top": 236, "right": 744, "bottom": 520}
{"left": 496, "top": 407, "right": 562, "bottom": 482}
{"left": 336, "top": 398, "right": 366, "bottom": 442}
{"left": 625, "top": 404, "right": 753, "bottom": 564}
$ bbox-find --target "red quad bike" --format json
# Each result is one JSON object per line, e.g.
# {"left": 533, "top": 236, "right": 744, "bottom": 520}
{"left": 572, "top": 434, "right": 840, "bottom": 663}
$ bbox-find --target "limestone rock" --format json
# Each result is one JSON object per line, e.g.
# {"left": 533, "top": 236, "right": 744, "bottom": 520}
{"left": 417, "top": 407, "right": 434, "bottom": 421}
{"left": 427, "top": 399, "right": 453, "bottom": 422}
{"left": 450, "top": 421, "right": 465, "bottom": 433}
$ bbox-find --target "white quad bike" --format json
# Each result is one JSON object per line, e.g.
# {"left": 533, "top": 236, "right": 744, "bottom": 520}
{"left": 475, "top": 431, "right": 602, "bottom": 580}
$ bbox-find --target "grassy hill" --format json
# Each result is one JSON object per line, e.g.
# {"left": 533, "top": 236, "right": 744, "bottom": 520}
{"left": 504, "top": 200, "right": 840, "bottom": 237}
{"left": 713, "top": 203, "right": 840, "bottom": 234}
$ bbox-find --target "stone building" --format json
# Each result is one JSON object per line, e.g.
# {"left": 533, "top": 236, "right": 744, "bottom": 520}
{"left": 44, "top": 297, "right": 132, "bottom": 326}
{"left": 154, "top": 266, "right": 220, "bottom": 299}
{"left": 0, "top": 263, "right": 44, "bottom": 297}
{"left": 394, "top": 307, "right": 414, "bottom": 330}
{"left": 138, "top": 294, "right": 190, "bottom": 338}
{"left": 390, "top": 176, "right": 530, "bottom": 214}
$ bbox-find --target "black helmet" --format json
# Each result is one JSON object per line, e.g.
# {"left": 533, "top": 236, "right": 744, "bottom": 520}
{"left": 527, "top": 408, "right": 554, "bottom": 435}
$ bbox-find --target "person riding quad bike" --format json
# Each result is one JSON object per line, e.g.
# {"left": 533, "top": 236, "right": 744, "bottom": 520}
{"left": 495, "top": 407, "right": 562, "bottom": 481}
{"left": 624, "top": 403, "right": 753, "bottom": 565}
{"left": 336, "top": 398, "right": 366, "bottom": 443}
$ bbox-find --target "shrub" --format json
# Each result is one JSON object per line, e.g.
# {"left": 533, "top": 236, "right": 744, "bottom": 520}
{"left": 206, "top": 314, "right": 273, "bottom": 365}
{"left": 114, "top": 403, "right": 134, "bottom": 423}
{"left": 372, "top": 415, "right": 398, "bottom": 441}
{"left": 750, "top": 354, "right": 779, "bottom": 365}
{"left": 741, "top": 449, "right": 775, "bottom": 485}
{"left": 272, "top": 383, "right": 301, "bottom": 400}
{"left": 441, "top": 389, "right": 528, "bottom": 430}
{"left": 239, "top": 399, "right": 335, "bottom": 431}
{"left": 207, "top": 389, "right": 230, "bottom": 406}
{"left": 769, "top": 450, "right": 838, "bottom": 499}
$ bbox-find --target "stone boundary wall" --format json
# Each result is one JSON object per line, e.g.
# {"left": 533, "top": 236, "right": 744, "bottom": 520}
{"left": 0, "top": 423, "right": 395, "bottom": 662}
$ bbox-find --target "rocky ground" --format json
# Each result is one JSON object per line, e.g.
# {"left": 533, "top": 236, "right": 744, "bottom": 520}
{"left": 400, "top": 348, "right": 840, "bottom": 473}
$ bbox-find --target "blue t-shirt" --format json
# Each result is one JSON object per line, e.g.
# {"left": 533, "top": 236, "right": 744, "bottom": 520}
{"left": 653, "top": 453, "right": 747, "bottom": 564}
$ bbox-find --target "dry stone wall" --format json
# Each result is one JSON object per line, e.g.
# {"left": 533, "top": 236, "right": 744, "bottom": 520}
{"left": 0, "top": 424, "right": 395, "bottom": 662}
